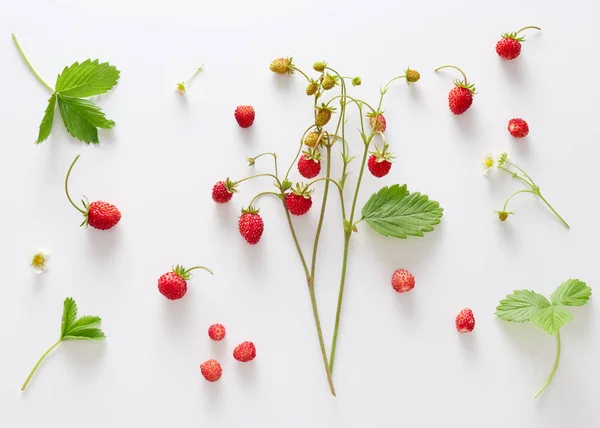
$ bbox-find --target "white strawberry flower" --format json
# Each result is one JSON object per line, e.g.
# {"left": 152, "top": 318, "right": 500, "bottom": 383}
{"left": 30, "top": 249, "right": 51, "bottom": 274}
{"left": 482, "top": 154, "right": 494, "bottom": 175}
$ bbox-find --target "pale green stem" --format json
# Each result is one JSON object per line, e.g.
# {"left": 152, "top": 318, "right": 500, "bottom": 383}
{"left": 503, "top": 189, "right": 537, "bottom": 211}
{"left": 516, "top": 26, "right": 542, "bottom": 36}
{"left": 249, "top": 191, "right": 279, "bottom": 206}
{"left": 12, "top": 33, "right": 54, "bottom": 92}
{"left": 285, "top": 124, "right": 317, "bottom": 180}
{"left": 21, "top": 340, "right": 62, "bottom": 391}
{"left": 537, "top": 193, "right": 570, "bottom": 229}
{"left": 184, "top": 65, "right": 204, "bottom": 85}
{"left": 309, "top": 145, "right": 333, "bottom": 282}
{"left": 65, "top": 155, "right": 86, "bottom": 214}
{"left": 234, "top": 173, "right": 278, "bottom": 186}
{"left": 184, "top": 266, "right": 213, "bottom": 275}
{"left": 534, "top": 332, "right": 560, "bottom": 398}
{"left": 498, "top": 166, "right": 534, "bottom": 188}
{"left": 434, "top": 65, "right": 469, "bottom": 85}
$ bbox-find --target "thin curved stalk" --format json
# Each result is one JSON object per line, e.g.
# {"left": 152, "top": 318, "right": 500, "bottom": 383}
{"left": 534, "top": 332, "right": 561, "bottom": 398}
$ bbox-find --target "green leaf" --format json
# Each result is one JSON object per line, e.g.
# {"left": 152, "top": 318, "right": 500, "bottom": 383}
{"left": 551, "top": 279, "right": 591, "bottom": 307}
{"left": 64, "top": 315, "right": 101, "bottom": 335}
{"left": 495, "top": 290, "right": 551, "bottom": 322}
{"left": 530, "top": 306, "right": 574, "bottom": 335}
{"left": 55, "top": 59, "right": 120, "bottom": 97}
{"left": 63, "top": 328, "right": 106, "bottom": 341}
{"left": 61, "top": 297, "right": 78, "bottom": 337}
{"left": 361, "top": 184, "right": 443, "bottom": 238}
{"left": 35, "top": 94, "right": 56, "bottom": 144}
{"left": 57, "top": 95, "right": 115, "bottom": 144}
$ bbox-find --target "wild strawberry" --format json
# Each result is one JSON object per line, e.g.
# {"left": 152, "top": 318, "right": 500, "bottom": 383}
{"left": 391, "top": 269, "right": 415, "bottom": 293}
{"left": 321, "top": 73, "right": 338, "bottom": 90}
{"left": 64, "top": 155, "right": 121, "bottom": 230}
{"left": 368, "top": 143, "right": 394, "bottom": 178}
{"left": 269, "top": 57, "right": 294, "bottom": 75}
{"left": 208, "top": 323, "right": 226, "bottom": 341}
{"left": 233, "top": 341, "right": 256, "bottom": 362}
{"left": 315, "top": 104, "right": 335, "bottom": 127}
{"left": 367, "top": 111, "right": 387, "bottom": 132}
{"left": 304, "top": 132, "right": 320, "bottom": 147}
{"left": 313, "top": 61, "right": 327, "bottom": 72}
{"left": 405, "top": 67, "right": 420, "bottom": 84}
{"left": 234, "top": 105, "right": 255, "bottom": 128}
{"left": 239, "top": 207, "right": 264, "bottom": 245}
{"left": 297, "top": 148, "right": 321, "bottom": 179}
{"left": 200, "top": 359, "right": 222, "bottom": 382}
{"left": 158, "top": 264, "right": 213, "bottom": 300}
{"left": 285, "top": 183, "right": 313, "bottom": 216}
{"left": 455, "top": 308, "right": 475, "bottom": 333}
{"left": 351, "top": 77, "right": 362, "bottom": 86}
{"left": 508, "top": 118, "right": 529, "bottom": 138}
{"left": 212, "top": 178, "right": 237, "bottom": 203}
{"left": 306, "top": 79, "right": 319, "bottom": 96}
{"left": 434, "top": 65, "right": 476, "bottom": 115}
{"left": 496, "top": 26, "right": 541, "bottom": 60}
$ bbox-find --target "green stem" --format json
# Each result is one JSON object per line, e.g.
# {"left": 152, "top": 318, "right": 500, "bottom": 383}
{"left": 498, "top": 166, "right": 535, "bottom": 188}
{"left": 285, "top": 125, "right": 317, "bottom": 180}
{"left": 184, "top": 65, "right": 204, "bottom": 85}
{"left": 434, "top": 65, "right": 469, "bottom": 84}
{"left": 329, "top": 232, "right": 351, "bottom": 372}
{"left": 21, "top": 340, "right": 62, "bottom": 391}
{"left": 184, "top": 266, "right": 213, "bottom": 275}
{"left": 234, "top": 173, "right": 279, "bottom": 186}
{"left": 534, "top": 332, "right": 560, "bottom": 398}
{"left": 515, "top": 26, "right": 541, "bottom": 36}
{"left": 503, "top": 189, "right": 537, "bottom": 211}
{"left": 249, "top": 191, "right": 279, "bottom": 206}
{"left": 249, "top": 152, "right": 279, "bottom": 177}
{"left": 326, "top": 94, "right": 376, "bottom": 114}
{"left": 291, "top": 66, "right": 311, "bottom": 83}
{"left": 309, "top": 145, "right": 333, "bottom": 282}
{"left": 382, "top": 75, "right": 407, "bottom": 92}
{"left": 537, "top": 193, "right": 570, "bottom": 229}
{"left": 65, "top": 155, "right": 86, "bottom": 214}
{"left": 12, "top": 34, "right": 54, "bottom": 92}
{"left": 505, "top": 161, "right": 537, "bottom": 187}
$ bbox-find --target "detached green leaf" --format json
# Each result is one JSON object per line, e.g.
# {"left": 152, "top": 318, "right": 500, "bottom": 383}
{"left": 361, "top": 184, "right": 443, "bottom": 238}
{"left": 55, "top": 59, "right": 120, "bottom": 97}
{"left": 61, "top": 297, "right": 78, "bottom": 337}
{"left": 495, "top": 290, "right": 551, "bottom": 322}
{"left": 63, "top": 328, "right": 106, "bottom": 341}
{"left": 57, "top": 95, "right": 115, "bottom": 144}
{"left": 551, "top": 279, "right": 591, "bottom": 307}
{"left": 36, "top": 94, "right": 56, "bottom": 144}
{"left": 530, "top": 306, "right": 574, "bottom": 335}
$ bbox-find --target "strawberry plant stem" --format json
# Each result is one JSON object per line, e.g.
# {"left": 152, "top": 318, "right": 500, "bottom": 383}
{"left": 184, "top": 266, "right": 213, "bottom": 275}
{"left": 516, "top": 26, "right": 541, "bottom": 35}
{"left": 64, "top": 155, "right": 86, "bottom": 214}
{"left": 503, "top": 189, "right": 537, "bottom": 211}
{"left": 11, "top": 34, "right": 54, "bottom": 93}
{"left": 249, "top": 191, "right": 279, "bottom": 206}
{"left": 434, "top": 65, "right": 469, "bottom": 85}
{"left": 234, "top": 173, "right": 279, "bottom": 185}
{"left": 534, "top": 332, "right": 561, "bottom": 398}
{"left": 184, "top": 65, "right": 204, "bottom": 85}
{"left": 537, "top": 193, "right": 570, "bottom": 229}
{"left": 21, "top": 340, "right": 62, "bottom": 391}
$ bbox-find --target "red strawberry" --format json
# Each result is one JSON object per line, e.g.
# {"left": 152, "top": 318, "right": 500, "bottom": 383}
{"left": 368, "top": 111, "right": 387, "bottom": 132}
{"left": 200, "top": 359, "right": 222, "bottom": 382}
{"left": 391, "top": 269, "right": 415, "bottom": 293}
{"left": 285, "top": 183, "right": 313, "bottom": 216}
{"left": 239, "top": 207, "right": 264, "bottom": 245}
{"left": 496, "top": 26, "right": 541, "bottom": 60}
{"left": 368, "top": 143, "right": 394, "bottom": 178}
{"left": 435, "top": 65, "right": 476, "bottom": 115}
{"left": 208, "top": 323, "right": 226, "bottom": 341}
{"left": 158, "top": 264, "right": 213, "bottom": 300}
{"left": 64, "top": 154, "right": 121, "bottom": 230}
{"left": 508, "top": 118, "right": 529, "bottom": 138}
{"left": 297, "top": 147, "right": 321, "bottom": 179}
{"left": 234, "top": 105, "right": 255, "bottom": 128}
{"left": 212, "top": 178, "right": 237, "bottom": 203}
{"left": 233, "top": 341, "right": 256, "bottom": 362}
{"left": 455, "top": 308, "right": 475, "bottom": 333}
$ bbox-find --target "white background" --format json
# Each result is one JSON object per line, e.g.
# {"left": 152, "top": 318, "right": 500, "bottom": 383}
{"left": 1, "top": 0, "right": 599, "bottom": 426}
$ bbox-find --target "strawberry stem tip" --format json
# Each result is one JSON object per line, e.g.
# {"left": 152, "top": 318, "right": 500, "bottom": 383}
{"left": 11, "top": 33, "right": 54, "bottom": 92}
{"left": 515, "top": 25, "right": 541, "bottom": 36}
{"left": 64, "top": 155, "right": 87, "bottom": 214}
{"left": 434, "top": 64, "right": 469, "bottom": 84}
{"left": 184, "top": 265, "right": 213, "bottom": 276}
{"left": 534, "top": 331, "right": 561, "bottom": 398}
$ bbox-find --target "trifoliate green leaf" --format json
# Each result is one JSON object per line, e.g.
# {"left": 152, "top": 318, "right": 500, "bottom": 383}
{"left": 529, "top": 306, "right": 574, "bottom": 335}
{"left": 60, "top": 297, "right": 105, "bottom": 341}
{"left": 551, "top": 279, "right": 591, "bottom": 307}
{"left": 361, "top": 184, "right": 443, "bottom": 238}
{"left": 57, "top": 95, "right": 115, "bottom": 144}
{"left": 495, "top": 290, "right": 551, "bottom": 322}
{"left": 55, "top": 59, "right": 120, "bottom": 97}
{"left": 36, "top": 94, "right": 56, "bottom": 144}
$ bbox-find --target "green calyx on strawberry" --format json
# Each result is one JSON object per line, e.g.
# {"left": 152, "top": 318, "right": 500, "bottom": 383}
{"left": 370, "top": 143, "right": 394, "bottom": 163}
{"left": 303, "top": 146, "right": 321, "bottom": 162}
{"left": 500, "top": 25, "right": 541, "bottom": 42}
{"left": 291, "top": 182, "right": 314, "bottom": 199}
{"left": 171, "top": 264, "right": 198, "bottom": 281}
{"left": 321, "top": 73, "right": 339, "bottom": 90}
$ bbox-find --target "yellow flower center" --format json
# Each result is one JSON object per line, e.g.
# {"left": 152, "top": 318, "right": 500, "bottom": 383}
{"left": 31, "top": 253, "right": 46, "bottom": 267}
{"left": 483, "top": 157, "right": 494, "bottom": 169}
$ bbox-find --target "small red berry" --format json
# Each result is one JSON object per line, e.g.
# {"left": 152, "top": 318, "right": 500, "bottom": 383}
{"left": 496, "top": 26, "right": 541, "bottom": 60}
{"left": 233, "top": 341, "right": 256, "bottom": 362}
{"left": 368, "top": 112, "right": 387, "bottom": 132}
{"left": 212, "top": 179, "right": 237, "bottom": 203}
{"left": 208, "top": 323, "right": 226, "bottom": 341}
{"left": 367, "top": 143, "right": 394, "bottom": 178}
{"left": 286, "top": 192, "right": 312, "bottom": 216}
{"left": 508, "top": 118, "right": 529, "bottom": 138}
{"left": 234, "top": 105, "right": 255, "bottom": 128}
{"left": 391, "top": 269, "right": 415, "bottom": 293}
{"left": 158, "top": 264, "right": 212, "bottom": 300}
{"left": 297, "top": 154, "right": 321, "bottom": 179}
{"left": 238, "top": 207, "right": 264, "bottom": 245}
{"left": 200, "top": 359, "right": 222, "bottom": 382}
{"left": 435, "top": 65, "right": 476, "bottom": 115}
{"left": 455, "top": 308, "right": 475, "bottom": 333}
